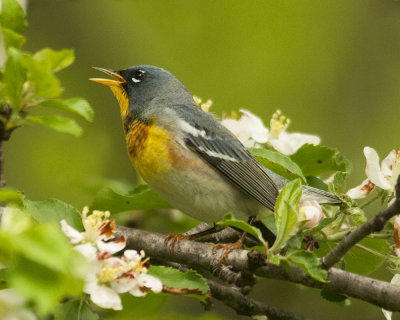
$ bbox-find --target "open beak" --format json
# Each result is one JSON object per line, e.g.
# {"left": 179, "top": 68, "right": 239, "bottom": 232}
{"left": 90, "top": 67, "right": 126, "bottom": 86}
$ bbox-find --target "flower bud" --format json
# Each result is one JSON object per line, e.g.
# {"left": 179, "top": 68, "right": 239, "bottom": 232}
{"left": 299, "top": 200, "right": 323, "bottom": 228}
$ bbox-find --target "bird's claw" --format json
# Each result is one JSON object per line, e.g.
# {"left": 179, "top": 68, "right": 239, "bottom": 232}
{"left": 212, "top": 240, "right": 243, "bottom": 263}
{"left": 165, "top": 233, "right": 190, "bottom": 252}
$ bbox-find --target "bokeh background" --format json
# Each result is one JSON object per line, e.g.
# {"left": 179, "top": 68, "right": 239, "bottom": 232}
{"left": 4, "top": 0, "right": 400, "bottom": 319}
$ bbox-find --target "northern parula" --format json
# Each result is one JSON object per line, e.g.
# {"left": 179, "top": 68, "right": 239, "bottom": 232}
{"left": 90, "top": 65, "right": 340, "bottom": 225}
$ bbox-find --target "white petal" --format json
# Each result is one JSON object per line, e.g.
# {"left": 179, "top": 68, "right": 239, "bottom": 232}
{"left": 89, "top": 284, "right": 122, "bottom": 310}
{"left": 96, "top": 236, "right": 126, "bottom": 255}
{"left": 112, "top": 276, "right": 138, "bottom": 293}
{"left": 74, "top": 243, "right": 97, "bottom": 262}
{"left": 221, "top": 118, "right": 253, "bottom": 145}
{"left": 364, "top": 147, "right": 392, "bottom": 190}
{"left": 270, "top": 132, "right": 320, "bottom": 155}
{"left": 346, "top": 179, "right": 375, "bottom": 199}
{"left": 381, "top": 150, "right": 397, "bottom": 177}
{"left": 139, "top": 274, "right": 163, "bottom": 293}
{"left": 60, "top": 220, "right": 83, "bottom": 244}
{"left": 123, "top": 250, "right": 141, "bottom": 264}
{"left": 239, "top": 109, "right": 269, "bottom": 143}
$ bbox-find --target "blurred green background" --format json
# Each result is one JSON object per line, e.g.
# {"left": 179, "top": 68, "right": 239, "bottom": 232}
{"left": 4, "top": 0, "right": 400, "bottom": 319}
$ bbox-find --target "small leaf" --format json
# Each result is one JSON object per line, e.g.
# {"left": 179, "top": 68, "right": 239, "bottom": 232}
{"left": 22, "top": 53, "right": 61, "bottom": 98}
{"left": 286, "top": 249, "right": 327, "bottom": 282}
{"left": 38, "top": 98, "right": 94, "bottom": 122}
{"left": 0, "top": 0, "right": 26, "bottom": 34}
{"left": 3, "top": 47, "right": 25, "bottom": 109}
{"left": 148, "top": 265, "right": 210, "bottom": 303}
{"left": 216, "top": 212, "right": 265, "bottom": 246}
{"left": 24, "top": 198, "right": 83, "bottom": 231}
{"left": 1, "top": 27, "right": 25, "bottom": 49}
{"left": 33, "top": 48, "right": 74, "bottom": 73}
{"left": 24, "top": 115, "right": 83, "bottom": 136}
{"left": 249, "top": 148, "right": 306, "bottom": 183}
{"left": 329, "top": 171, "right": 348, "bottom": 195}
{"left": 90, "top": 185, "right": 172, "bottom": 214}
{"left": 290, "top": 144, "right": 352, "bottom": 176}
{"left": 54, "top": 299, "right": 99, "bottom": 320}
{"left": 269, "top": 179, "right": 301, "bottom": 253}
{"left": 320, "top": 289, "right": 347, "bottom": 303}
{"left": 306, "top": 176, "right": 329, "bottom": 192}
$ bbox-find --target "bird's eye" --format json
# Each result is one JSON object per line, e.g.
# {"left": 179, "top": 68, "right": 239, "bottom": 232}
{"left": 132, "top": 70, "right": 145, "bottom": 83}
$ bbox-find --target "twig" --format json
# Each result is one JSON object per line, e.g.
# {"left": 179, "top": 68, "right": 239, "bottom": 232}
{"left": 207, "top": 279, "right": 312, "bottom": 320}
{"left": 322, "top": 176, "right": 400, "bottom": 269}
{"left": 117, "top": 225, "right": 400, "bottom": 312}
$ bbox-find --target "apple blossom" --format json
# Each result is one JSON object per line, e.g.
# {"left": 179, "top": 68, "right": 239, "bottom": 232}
{"left": 298, "top": 200, "right": 323, "bottom": 228}
{"left": 347, "top": 147, "right": 400, "bottom": 199}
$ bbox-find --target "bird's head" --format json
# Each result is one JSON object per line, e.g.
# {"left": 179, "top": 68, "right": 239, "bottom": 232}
{"left": 90, "top": 65, "right": 194, "bottom": 121}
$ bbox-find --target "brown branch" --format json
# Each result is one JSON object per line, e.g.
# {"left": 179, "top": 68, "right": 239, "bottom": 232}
{"left": 322, "top": 176, "right": 400, "bottom": 268}
{"left": 207, "top": 279, "right": 312, "bottom": 320}
{"left": 117, "top": 225, "right": 400, "bottom": 312}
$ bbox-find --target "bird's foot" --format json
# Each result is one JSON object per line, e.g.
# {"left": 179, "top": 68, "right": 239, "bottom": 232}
{"left": 165, "top": 233, "right": 191, "bottom": 252}
{"left": 212, "top": 240, "right": 243, "bottom": 263}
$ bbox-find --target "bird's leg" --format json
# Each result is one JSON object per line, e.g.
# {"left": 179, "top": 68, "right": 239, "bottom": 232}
{"left": 213, "top": 216, "right": 256, "bottom": 262}
{"left": 165, "top": 225, "right": 223, "bottom": 252}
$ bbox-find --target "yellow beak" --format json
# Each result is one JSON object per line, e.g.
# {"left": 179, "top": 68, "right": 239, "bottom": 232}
{"left": 89, "top": 67, "right": 126, "bottom": 86}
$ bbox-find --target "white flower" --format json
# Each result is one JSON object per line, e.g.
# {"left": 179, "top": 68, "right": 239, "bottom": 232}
{"left": 347, "top": 147, "right": 400, "bottom": 199}
{"left": 269, "top": 131, "right": 321, "bottom": 156}
{"left": 268, "top": 110, "right": 320, "bottom": 155}
{"left": 60, "top": 208, "right": 162, "bottom": 310}
{"left": 299, "top": 200, "right": 323, "bottom": 228}
{"left": 221, "top": 109, "right": 269, "bottom": 147}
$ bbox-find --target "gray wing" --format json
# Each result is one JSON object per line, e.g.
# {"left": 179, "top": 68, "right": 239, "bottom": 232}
{"left": 173, "top": 105, "right": 279, "bottom": 212}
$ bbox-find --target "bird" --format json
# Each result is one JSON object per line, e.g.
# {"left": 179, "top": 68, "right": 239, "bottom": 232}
{"left": 90, "top": 65, "right": 340, "bottom": 249}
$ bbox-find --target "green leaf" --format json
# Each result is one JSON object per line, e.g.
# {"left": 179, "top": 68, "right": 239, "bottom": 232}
{"left": 33, "top": 48, "right": 74, "bottom": 73}
{"left": 249, "top": 148, "right": 306, "bottom": 183}
{"left": 329, "top": 171, "right": 348, "bottom": 195}
{"left": 22, "top": 53, "right": 61, "bottom": 98}
{"left": 38, "top": 98, "right": 94, "bottom": 122}
{"left": 347, "top": 207, "right": 367, "bottom": 226}
{"left": 24, "top": 198, "right": 83, "bottom": 231}
{"left": 0, "top": 222, "right": 86, "bottom": 314}
{"left": 148, "top": 265, "right": 210, "bottom": 303}
{"left": 0, "top": 0, "right": 26, "bottom": 34}
{"left": 0, "top": 188, "right": 24, "bottom": 207}
{"left": 2, "top": 27, "right": 25, "bottom": 49}
{"left": 344, "top": 237, "right": 391, "bottom": 275}
{"left": 90, "top": 185, "right": 172, "bottom": 214}
{"left": 54, "top": 299, "right": 99, "bottom": 320}
{"left": 3, "top": 47, "right": 25, "bottom": 109}
{"left": 306, "top": 176, "right": 329, "bottom": 192}
{"left": 320, "top": 289, "right": 348, "bottom": 303}
{"left": 24, "top": 115, "right": 83, "bottom": 136}
{"left": 290, "top": 144, "right": 352, "bottom": 176}
{"left": 269, "top": 179, "right": 301, "bottom": 253}
{"left": 216, "top": 212, "right": 265, "bottom": 246}
{"left": 286, "top": 249, "right": 327, "bottom": 282}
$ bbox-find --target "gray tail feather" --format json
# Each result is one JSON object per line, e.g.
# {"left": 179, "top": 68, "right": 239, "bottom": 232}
{"left": 264, "top": 167, "right": 342, "bottom": 205}
{"left": 301, "top": 185, "right": 341, "bottom": 204}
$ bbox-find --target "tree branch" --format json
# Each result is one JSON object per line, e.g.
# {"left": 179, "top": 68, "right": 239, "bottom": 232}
{"left": 207, "top": 279, "right": 312, "bottom": 320}
{"left": 322, "top": 176, "right": 400, "bottom": 268}
{"left": 117, "top": 225, "right": 400, "bottom": 312}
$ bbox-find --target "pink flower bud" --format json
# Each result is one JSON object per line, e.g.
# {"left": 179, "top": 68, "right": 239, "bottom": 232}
{"left": 299, "top": 200, "right": 323, "bottom": 228}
